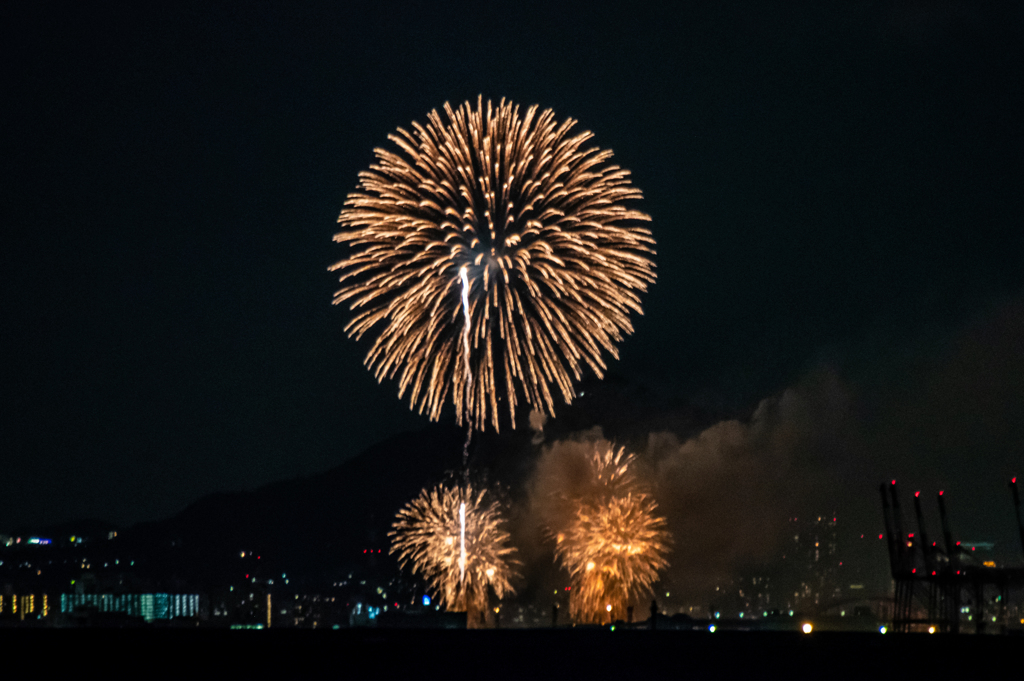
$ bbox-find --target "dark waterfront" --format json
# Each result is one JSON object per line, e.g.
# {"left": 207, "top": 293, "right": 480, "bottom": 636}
{"left": 4, "top": 629, "right": 1019, "bottom": 679}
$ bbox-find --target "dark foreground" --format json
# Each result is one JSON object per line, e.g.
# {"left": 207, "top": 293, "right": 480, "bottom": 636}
{"left": 1, "top": 629, "right": 1018, "bottom": 678}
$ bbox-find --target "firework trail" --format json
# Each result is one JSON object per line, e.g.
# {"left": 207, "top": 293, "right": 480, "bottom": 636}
{"left": 459, "top": 500, "right": 467, "bottom": 583}
{"left": 459, "top": 267, "right": 473, "bottom": 470}
{"left": 332, "top": 97, "right": 655, "bottom": 432}
{"left": 390, "top": 482, "right": 518, "bottom": 626}
{"left": 535, "top": 441, "right": 670, "bottom": 623}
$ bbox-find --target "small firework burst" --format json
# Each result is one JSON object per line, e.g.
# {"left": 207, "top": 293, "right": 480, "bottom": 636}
{"left": 332, "top": 97, "right": 655, "bottom": 431}
{"left": 390, "top": 482, "right": 518, "bottom": 626}
{"left": 555, "top": 492, "right": 670, "bottom": 623}
{"left": 589, "top": 444, "right": 637, "bottom": 495}
{"left": 540, "top": 443, "right": 670, "bottom": 623}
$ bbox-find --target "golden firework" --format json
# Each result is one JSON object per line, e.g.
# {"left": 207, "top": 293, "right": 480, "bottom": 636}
{"left": 539, "top": 443, "right": 670, "bottom": 623}
{"left": 534, "top": 441, "right": 641, "bottom": 534}
{"left": 555, "top": 493, "right": 670, "bottom": 624}
{"left": 390, "top": 482, "right": 518, "bottom": 626}
{"left": 589, "top": 443, "right": 636, "bottom": 495}
{"left": 332, "top": 97, "right": 655, "bottom": 431}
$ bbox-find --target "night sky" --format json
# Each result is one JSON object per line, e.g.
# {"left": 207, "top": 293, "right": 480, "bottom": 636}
{"left": 3, "top": 2, "right": 1022, "bottom": 551}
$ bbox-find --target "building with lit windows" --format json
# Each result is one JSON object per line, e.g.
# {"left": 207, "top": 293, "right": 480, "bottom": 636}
{"left": 0, "top": 592, "right": 49, "bottom": 621}
{"left": 780, "top": 515, "right": 841, "bottom": 611}
{"left": 59, "top": 593, "right": 201, "bottom": 622}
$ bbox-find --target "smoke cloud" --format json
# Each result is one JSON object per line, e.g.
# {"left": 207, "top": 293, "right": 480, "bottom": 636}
{"left": 516, "top": 293, "right": 1024, "bottom": 609}
{"left": 649, "top": 370, "right": 851, "bottom": 602}
{"left": 521, "top": 370, "right": 851, "bottom": 607}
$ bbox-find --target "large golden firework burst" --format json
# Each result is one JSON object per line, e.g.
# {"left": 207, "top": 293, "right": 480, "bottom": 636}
{"left": 555, "top": 492, "right": 670, "bottom": 624}
{"left": 332, "top": 97, "right": 655, "bottom": 431}
{"left": 389, "top": 482, "right": 518, "bottom": 626}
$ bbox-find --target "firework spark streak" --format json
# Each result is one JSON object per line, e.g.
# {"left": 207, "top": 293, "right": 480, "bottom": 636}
{"left": 459, "top": 267, "right": 473, "bottom": 467}
{"left": 390, "top": 482, "right": 518, "bottom": 625}
{"left": 459, "top": 267, "right": 472, "bottom": 392}
{"left": 332, "top": 97, "right": 655, "bottom": 431}
{"left": 459, "top": 500, "right": 467, "bottom": 583}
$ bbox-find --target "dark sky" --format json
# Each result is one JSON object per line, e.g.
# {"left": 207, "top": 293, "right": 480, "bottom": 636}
{"left": 3, "top": 1, "right": 1022, "bottom": 544}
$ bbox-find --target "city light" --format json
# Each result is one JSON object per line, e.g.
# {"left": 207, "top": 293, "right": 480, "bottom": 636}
{"left": 2, "top": 479, "right": 1018, "bottom": 634}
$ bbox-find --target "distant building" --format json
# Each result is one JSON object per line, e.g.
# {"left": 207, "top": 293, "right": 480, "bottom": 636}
{"left": 780, "top": 515, "right": 841, "bottom": 611}
{"left": 0, "top": 592, "right": 50, "bottom": 621}
{"left": 59, "top": 593, "right": 200, "bottom": 622}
